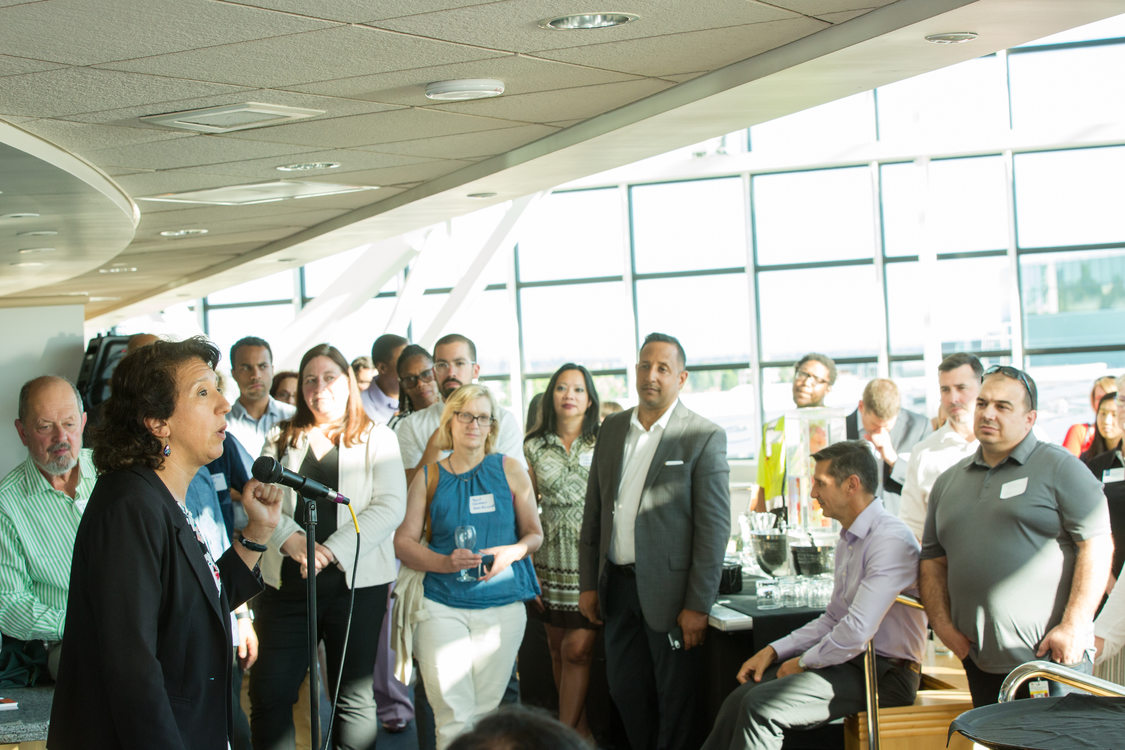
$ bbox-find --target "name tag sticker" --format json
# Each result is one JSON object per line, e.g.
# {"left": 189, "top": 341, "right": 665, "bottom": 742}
{"left": 579, "top": 452, "right": 593, "bottom": 468}
{"left": 469, "top": 493, "right": 496, "bottom": 514}
{"left": 1000, "top": 477, "right": 1028, "bottom": 500}
{"left": 1104, "top": 467, "right": 1125, "bottom": 484}
{"left": 1028, "top": 678, "right": 1049, "bottom": 699}
{"left": 211, "top": 472, "right": 228, "bottom": 492}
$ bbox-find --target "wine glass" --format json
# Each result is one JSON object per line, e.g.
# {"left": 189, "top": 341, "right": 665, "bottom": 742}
{"left": 454, "top": 525, "right": 478, "bottom": 582}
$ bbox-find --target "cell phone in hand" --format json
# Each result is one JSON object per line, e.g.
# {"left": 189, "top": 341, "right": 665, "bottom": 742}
{"left": 478, "top": 554, "right": 495, "bottom": 578}
{"left": 668, "top": 624, "right": 684, "bottom": 651}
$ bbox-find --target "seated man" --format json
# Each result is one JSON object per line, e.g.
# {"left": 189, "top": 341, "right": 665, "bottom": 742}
{"left": 703, "top": 440, "right": 927, "bottom": 750}
{"left": 0, "top": 376, "right": 97, "bottom": 677}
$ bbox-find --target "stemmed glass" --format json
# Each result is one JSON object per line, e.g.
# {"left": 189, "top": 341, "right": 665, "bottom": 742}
{"left": 454, "top": 525, "right": 478, "bottom": 582}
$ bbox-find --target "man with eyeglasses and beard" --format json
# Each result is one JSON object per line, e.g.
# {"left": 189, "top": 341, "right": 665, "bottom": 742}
{"left": 0, "top": 376, "right": 98, "bottom": 678}
{"left": 920, "top": 365, "right": 1113, "bottom": 706}
{"left": 395, "top": 333, "right": 525, "bottom": 486}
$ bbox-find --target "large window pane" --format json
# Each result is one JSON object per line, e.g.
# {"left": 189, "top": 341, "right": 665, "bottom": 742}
{"left": 318, "top": 297, "right": 397, "bottom": 364}
{"left": 1020, "top": 248, "right": 1125, "bottom": 349}
{"left": 750, "top": 92, "right": 876, "bottom": 153}
{"left": 1025, "top": 351, "right": 1125, "bottom": 446}
{"left": 757, "top": 265, "right": 881, "bottom": 361}
{"left": 206, "top": 270, "right": 294, "bottom": 305}
{"left": 881, "top": 157, "right": 1009, "bottom": 257}
{"left": 518, "top": 188, "right": 625, "bottom": 282}
{"left": 409, "top": 205, "right": 511, "bottom": 290}
{"left": 680, "top": 368, "right": 757, "bottom": 459}
{"left": 876, "top": 55, "right": 1008, "bottom": 141}
{"left": 754, "top": 168, "right": 876, "bottom": 265}
{"left": 631, "top": 178, "right": 746, "bottom": 274}
{"left": 1014, "top": 147, "right": 1125, "bottom": 248}
{"left": 411, "top": 289, "right": 515, "bottom": 374}
{"left": 303, "top": 246, "right": 399, "bottom": 299}
{"left": 885, "top": 257, "right": 1013, "bottom": 356}
{"left": 1008, "top": 44, "right": 1125, "bottom": 131}
{"left": 890, "top": 360, "right": 930, "bottom": 416}
{"left": 206, "top": 303, "right": 296, "bottom": 373}
{"left": 521, "top": 282, "right": 632, "bottom": 373}
{"left": 635, "top": 274, "right": 750, "bottom": 365}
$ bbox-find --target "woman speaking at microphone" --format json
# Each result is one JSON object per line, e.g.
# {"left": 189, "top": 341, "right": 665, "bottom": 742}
{"left": 49, "top": 337, "right": 283, "bottom": 750}
{"left": 250, "top": 343, "right": 406, "bottom": 750}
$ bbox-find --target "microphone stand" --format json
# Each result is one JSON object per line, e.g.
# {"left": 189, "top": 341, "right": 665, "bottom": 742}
{"left": 302, "top": 494, "right": 321, "bottom": 750}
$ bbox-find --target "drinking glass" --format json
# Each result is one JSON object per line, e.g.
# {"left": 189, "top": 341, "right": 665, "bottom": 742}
{"left": 454, "top": 525, "right": 478, "bottom": 582}
{"left": 756, "top": 579, "right": 780, "bottom": 610}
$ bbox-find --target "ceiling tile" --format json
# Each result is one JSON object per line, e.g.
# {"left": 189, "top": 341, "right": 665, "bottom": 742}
{"left": 358, "top": 123, "right": 557, "bottom": 159}
{"left": 766, "top": 1, "right": 890, "bottom": 15}
{"left": 96, "top": 25, "right": 505, "bottom": 88}
{"left": 320, "top": 158, "right": 474, "bottom": 187}
{"left": 20, "top": 119, "right": 191, "bottom": 153}
{"left": 115, "top": 170, "right": 258, "bottom": 198}
{"left": 431, "top": 78, "right": 673, "bottom": 123}
{"left": 86, "top": 135, "right": 313, "bottom": 172}
{"left": 0, "top": 0, "right": 334, "bottom": 66}
{"left": 535, "top": 17, "right": 827, "bottom": 78}
{"left": 285, "top": 53, "right": 642, "bottom": 104}
{"left": 230, "top": 0, "right": 499, "bottom": 24}
{"left": 371, "top": 0, "right": 796, "bottom": 53}
{"left": 0, "top": 67, "right": 250, "bottom": 118}
{"left": 816, "top": 9, "right": 879, "bottom": 24}
{"left": 0, "top": 55, "right": 65, "bottom": 77}
{"left": 179, "top": 148, "right": 435, "bottom": 180}
{"left": 222, "top": 107, "right": 523, "bottom": 148}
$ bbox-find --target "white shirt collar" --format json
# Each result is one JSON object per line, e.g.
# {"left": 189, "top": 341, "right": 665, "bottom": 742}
{"left": 630, "top": 399, "right": 678, "bottom": 434}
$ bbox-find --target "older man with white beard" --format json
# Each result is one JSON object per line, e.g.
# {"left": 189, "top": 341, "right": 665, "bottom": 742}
{"left": 0, "top": 376, "right": 97, "bottom": 677}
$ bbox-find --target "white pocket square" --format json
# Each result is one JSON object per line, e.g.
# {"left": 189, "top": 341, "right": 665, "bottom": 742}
{"left": 664, "top": 459, "right": 684, "bottom": 466}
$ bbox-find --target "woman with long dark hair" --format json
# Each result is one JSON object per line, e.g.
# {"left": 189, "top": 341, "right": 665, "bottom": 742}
{"left": 523, "top": 363, "right": 601, "bottom": 735}
{"left": 249, "top": 343, "right": 406, "bottom": 750}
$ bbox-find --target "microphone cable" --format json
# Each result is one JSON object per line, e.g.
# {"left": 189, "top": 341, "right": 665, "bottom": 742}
{"left": 320, "top": 503, "right": 360, "bottom": 750}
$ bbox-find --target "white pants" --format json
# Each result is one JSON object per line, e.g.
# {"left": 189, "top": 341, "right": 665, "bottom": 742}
{"left": 413, "top": 598, "right": 527, "bottom": 749}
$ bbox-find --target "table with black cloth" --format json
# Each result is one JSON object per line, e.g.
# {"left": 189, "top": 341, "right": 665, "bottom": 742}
{"left": 703, "top": 593, "right": 825, "bottom": 738}
{"left": 949, "top": 694, "right": 1125, "bottom": 749}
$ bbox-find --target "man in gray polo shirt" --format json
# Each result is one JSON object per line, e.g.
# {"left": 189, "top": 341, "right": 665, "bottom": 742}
{"left": 920, "top": 366, "right": 1112, "bottom": 706}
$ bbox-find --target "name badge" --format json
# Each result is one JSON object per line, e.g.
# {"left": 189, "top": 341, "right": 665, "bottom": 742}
{"left": 1000, "top": 477, "right": 1028, "bottom": 499}
{"left": 1104, "top": 467, "right": 1125, "bottom": 484}
{"left": 469, "top": 493, "right": 496, "bottom": 514}
{"left": 579, "top": 452, "right": 593, "bottom": 468}
{"left": 211, "top": 472, "right": 229, "bottom": 492}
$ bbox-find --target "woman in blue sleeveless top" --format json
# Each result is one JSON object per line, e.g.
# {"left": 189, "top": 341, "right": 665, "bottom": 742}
{"left": 395, "top": 384, "right": 542, "bottom": 749}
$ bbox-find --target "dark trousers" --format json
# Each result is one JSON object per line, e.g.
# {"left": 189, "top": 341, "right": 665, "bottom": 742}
{"left": 702, "top": 656, "right": 919, "bottom": 750}
{"left": 603, "top": 563, "right": 705, "bottom": 750}
{"left": 249, "top": 578, "right": 387, "bottom": 750}
{"left": 962, "top": 655, "right": 1094, "bottom": 707}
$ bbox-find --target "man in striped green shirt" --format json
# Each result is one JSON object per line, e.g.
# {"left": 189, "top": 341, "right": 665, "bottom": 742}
{"left": 0, "top": 376, "right": 96, "bottom": 672}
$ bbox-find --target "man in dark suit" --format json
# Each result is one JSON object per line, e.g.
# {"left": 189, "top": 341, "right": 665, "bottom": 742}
{"left": 579, "top": 332, "right": 730, "bottom": 750}
{"left": 845, "top": 378, "right": 930, "bottom": 516}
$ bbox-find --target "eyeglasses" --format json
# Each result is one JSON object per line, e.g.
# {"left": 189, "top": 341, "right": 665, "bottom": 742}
{"left": 399, "top": 368, "right": 435, "bottom": 389}
{"left": 454, "top": 412, "right": 493, "bottom": 427}
{"left": 434, "top": 359, "right": 474, "bottom": 372}
{"left": 795, "top": 369, "right": 830, "bottom": 387}
{"left": 983, "top": 365, "right": 1037, "bottom": 411}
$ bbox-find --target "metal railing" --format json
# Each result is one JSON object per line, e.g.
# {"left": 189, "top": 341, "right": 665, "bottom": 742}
{"left": 999, "top": 660, "right": 1125, "bottom": 702}
{"left": 863, "top": 594, "right": 926, "bottom": 750}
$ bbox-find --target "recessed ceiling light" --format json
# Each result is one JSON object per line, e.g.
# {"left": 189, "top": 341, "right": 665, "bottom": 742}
{"left": 139, "top": 180, "right": 377, "bottom": 206}
{"left": 98, "top": 266, "right": 137, "bottom": 274}
{"left": 159, "top": 228, "right": 209, "bottom": 238}
{"left": 141, "top": 102, "right": 324, "bottom": 134}
{"left": 539, "top": 13, "right": 638, "bottom": 30}
{"left": 425, "top": 79, "right": 505, "bottom": 102}
{"left": 277, "top": 162, "right": 340, "bottom": 172}
{"left": 18, "top": 230, "right": 57, "bottom": 237}
{"left": 17, "top": 247, "right": 55, "bottom": 254}
{"left": 467, "top": 192, "right": 498, "bottom": 199}
{"left": 924, "top": 31, "right": 978, "bottom": 44}
{"left": 10, "top": 261, "right": 45, "bottom": 268}
{"left": 2, "top": 212, "right": 40, "bottom": 220}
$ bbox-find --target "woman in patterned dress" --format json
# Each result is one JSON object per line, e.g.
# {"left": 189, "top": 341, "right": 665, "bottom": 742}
{"left": 524, "top": 363, "right": 601, "bottom": 734}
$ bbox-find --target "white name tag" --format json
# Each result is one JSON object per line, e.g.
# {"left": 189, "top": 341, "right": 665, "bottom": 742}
{"left": 1104, "top": 467, "right": 1125, "bottom": 484}
{"left": 469, "top": 493, "right": 496, "bottom": 514}
{"left": 579, "top": 452, "right": 593, "bottom": 468}
{"left": 211, "top": 472, "right": 228, "bottom": 492}
{"left": 1000, "top": 477, "right": 1028, "bottom": 499}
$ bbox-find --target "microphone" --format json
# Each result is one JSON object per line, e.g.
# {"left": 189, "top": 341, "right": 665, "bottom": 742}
{"left": 252, "top": 456, "right": 351, "bottom": 505}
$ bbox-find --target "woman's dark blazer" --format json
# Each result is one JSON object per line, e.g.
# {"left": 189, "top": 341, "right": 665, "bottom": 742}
{"left": 47, "top": 465, "right": 263, "bottom": 750}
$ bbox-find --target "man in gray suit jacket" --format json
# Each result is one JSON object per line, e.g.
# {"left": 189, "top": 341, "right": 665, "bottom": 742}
{"left": 579, "top": 332, "right": 730, "bottom": 750}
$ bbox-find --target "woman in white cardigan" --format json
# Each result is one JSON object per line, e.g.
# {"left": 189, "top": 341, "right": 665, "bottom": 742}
{"left": 249, "top": 343, "right": 406, "bottom": 750}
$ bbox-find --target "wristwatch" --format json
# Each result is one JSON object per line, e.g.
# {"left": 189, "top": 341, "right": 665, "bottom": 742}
{"left": 237, "top": 534, "right": 268, "bottom": 553}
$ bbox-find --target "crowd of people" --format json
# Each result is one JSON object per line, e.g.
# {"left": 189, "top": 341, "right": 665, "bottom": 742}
{"left": 0, "top": 327, "right": 1120, "bottom": 750}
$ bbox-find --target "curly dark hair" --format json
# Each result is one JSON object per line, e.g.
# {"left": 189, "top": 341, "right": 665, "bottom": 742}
{"left": 92, "top": 336, "right": 221, "bottom": 474}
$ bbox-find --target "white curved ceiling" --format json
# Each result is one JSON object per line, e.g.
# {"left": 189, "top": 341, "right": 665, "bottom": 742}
{"left": 0, "top": 0, "right": 1117, "bottom": 325}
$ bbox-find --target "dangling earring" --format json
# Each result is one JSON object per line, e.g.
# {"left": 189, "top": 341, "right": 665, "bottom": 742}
{"left": 162, "top": 444, "right": 171, "bottom": 457}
